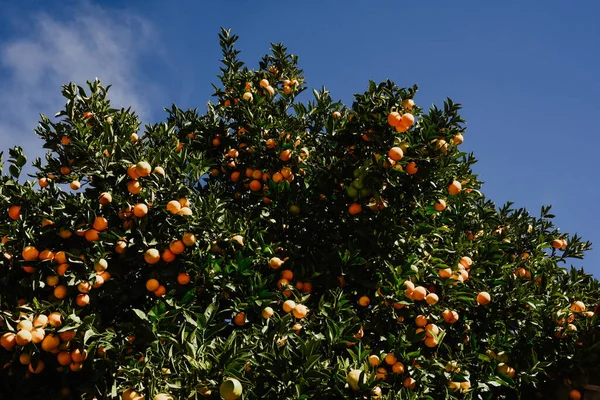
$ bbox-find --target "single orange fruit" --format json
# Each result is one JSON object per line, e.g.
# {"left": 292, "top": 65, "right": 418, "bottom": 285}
{"left": 282, "top": 300, "right": 296, "bottom": 313}
{"left": 146, "top": 278, "right": 160, "bottom": 292}
{"left": 166, "top": 200, "right": 181, "bottom": 214}
{"left": 388, "top": 147, "right": 404, "bottom": 161}
{"left": 85, "top": 229, "right": 100, "bottom": 242}
{"left": 22, "top": 246, "right": 39, "bottom": 261}
{"left": 477, "top": 292, "right": 491, "bottom": 305}
{"left": 127, "top": 180, "right": 142, "bottom": 194}
{"left": 144, "top": 249, "right": 160, "bottom": 264}
{"left": 53, "top": 285, "right": 67, "bottom": 299}
{"left": 392, "top": 362, "right": 405, "bottom": 374}
{"left": 249, "top": 179, "right": 262, "bottom": 192}
{"left": 405, "top": 162, "right": 418, "bottom": 175}
{"left": 448, "top": 180, "right": 462, "bottom": 195}
{"left": 133, "top": 203, "right": 148, "bottom": 217}
{"left": 177, "top": 272, "right": 190, "bottom": 285}
{"left": 292, "top": 304, "right": 308, "bottom": 319}
{"left": 233, "top": 312, "right": 246, "bottom": 326}
{"left": 358, "top": 296, "right": 370, "bottom": 307}
{"left": 92, "top": 216, "right": 108, "bottom": 231}
{"left": 349, "top": 203, "right": 362, "bottom": 215}
{"left": 154, "top": 285, "right": 167, "bottom": 297}
{"left": 280, "top": 149, "right": 292, "bottom": 161}
{"left": 169, "top": 240, "right": 185, "bottom": 255}
{"left": 57, "top": 351, "right": 72, "bottom": 366}
{"left": 28, "top": 360, "right": 45, "bottom": 374}
{"left": 75, "top": 294, "right": 90, "bottom": 307}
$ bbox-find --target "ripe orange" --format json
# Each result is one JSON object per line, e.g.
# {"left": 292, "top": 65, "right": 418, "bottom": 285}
{"left": 115, "top": 240, "right": 127, "bottom": 254}
{"left": 477, "top": 292, "right": 491, "bottom": 305}
{"left": 403, "top": 377, "right": 416, "bottom": 390}
{"left": 415, "top": 315, "right": 428, "bottom": 327}
{"left": 71, "top": 348, "right": 88, "bottom": 363}
{"left": 127, "top": 180, "right": 142, "bottom": 194}
{"left": 177, "top": 272, "right": 190, "bottom": 285}
{"left": 28, "top": 360, "right": 45, "bottom": 374}
{"left": 282, "top": 300, "right": 296, "bottom": 313}
{"left": 0, "top": 333, "right": 16, "bottom": 350}
{"left": 54, "top": 285, "right": 67, "bottom": 300}
{"left": 26, "top": 330, "right": 46, "bottom": 347}
{"left": 59, "top": 330, "right": 76, "bottom": 342}
{"left": 99, "top": 192, "right": 112, "bottom": 204}
{"left": 349, "top": 203, "right": 362, "bottom": 215}
{"left": 230, "top": 171, "right": 241, "bottom": 182}
{"left": 453, "top": 133, "right": 464, "bottom": 145}
{"left": 442, "top": 309, "right": 459, "bottom": 324}
{"left": 38, "top": 249, "right": 55, "bottom": 261}
{"left": 426, "top": 293, "right": 439, "bottom": 305}
{"left": 92, "top": 216, "right": 108, "bottom": 231}
{"left": 412, "top": 286, "right": 427, "bottom": 301}
{"left": 22, "top": 246, "right": 39, "bottom": 261}
{"left": 133, "top": 203, "right": 148, "bottom": 217}
{"left": 94, "top": 258, "right": 108, "bottom": 272}
{"left": 400, "top": 113, "right": 414, "bottom": 127}
{"left": 182, "top": 233, "right": 196, "bottom": 247}
{"left": 434, "top": 199, "right": 446, "bottom": 211}
{"left": 358, "top": 296, "right": 370, "bottom": 307}
{"left": 135, "top": 161, "right": 152, "bottom": 177}
{"left": 144, "top": 249, "right": 160, "bottom": 264}
{"left": 166, "top": 200, "right": 181, "bottom": 214}
{"left": 332, "top": 111, "right": 342, "bottom": 119}
{"left": 405, "top": 162, "right": 418, "bottom": 175}
{"left": 262, "top": 307, "right": 274, "bottom": 319}
{"left": 569, "top": 389, "right": 582, "bottom": 400}
{"left": 16, "top": 330, "right": 33, "bottom": 346}
{"left": 571, "top": 301, "right": 586, "bottom": 313}
{"left": 169, "top": 240, "right": 185, "bottom": 255}
{"left": 402, "top": 99, "right": 415, "bottom": 110}
{"left": 392, "top": 362, "right": 405, "bottom": 374}
{"left": 388, "top": 147, "right": 404, "bottom": 161}
{"left": 387, "top": 112, "right": 402, "bottom": 127}
{"left": 162, "top": 249, "right": 175, "bottom": 263}
{"left": 77, "top": 281, "right": 92, "bottom": 293}
{"left": 154, "top": 285, "right": 167, "bottom": 297}
{"left": 368, "top": 355, "right": 381, "bottom": 367}
{"left": 459, "top": 256, "right": 472, "bottom": 269}
{"left": 32, "top": 314, "right": 48, "bottom": 328}
{"left": 75, "top": 294, "right": 90, "bottom": 307}
{"left": 178, "top": 207, "right": 192, "bottom": 216}
{"left": 85, "top": 229, "right": 100, "bottom": 242}
{"left": 292, "top": 304, "right": 308, "bottom": 319}
{"left": 280, "top": 149, "right": 292, "bottom": 161}
{"left": 269, "top": 257, "right": 285, "bottom": 270}
{"left": 70, "top": 180, "right": 81, "bottom": 190}
{"left": 249, "top": 179, "right": 262, "bottom": 192}
{"left": 233, "top": 312, "right": 246, "bottom": 326}
{"left": 146, "top": 279, "right": 160, "bottom": 292}
{"left": 39, "top": 177, "right": 49, "bottom": 188}
{"left": 57, "top": 351, "right": 72, "bottom": 366}
{"left": 48, "top": 313, "right": 62, "bottom": 327}
{"left": 93, "top": 275, "right": 105, "bottom": 289}
{"left": 448, "top": 180, "right": 462, "bottom": 195}
{"left": 19, "top": 353, "right": 31, "bottom": 365}
{"left": 385, "top": 353, "right": 397, "bottom": 366}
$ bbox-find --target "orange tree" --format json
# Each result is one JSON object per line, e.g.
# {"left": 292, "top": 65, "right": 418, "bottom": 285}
{"left": 0, "top": 28, "right": 599, "bottom": 400}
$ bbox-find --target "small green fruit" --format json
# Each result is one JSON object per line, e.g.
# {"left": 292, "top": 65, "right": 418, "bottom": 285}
{"left": 220, "top": 378, "right": 242, "bottom": 400}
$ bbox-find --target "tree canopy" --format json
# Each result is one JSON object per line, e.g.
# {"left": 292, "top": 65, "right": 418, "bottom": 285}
{"left": 0, "top": 29, "right": 598, "bottom": 400}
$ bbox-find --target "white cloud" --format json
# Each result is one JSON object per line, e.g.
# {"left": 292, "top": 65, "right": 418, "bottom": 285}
{"left": 0, "top": 3, "right": 161, "bottom": 170}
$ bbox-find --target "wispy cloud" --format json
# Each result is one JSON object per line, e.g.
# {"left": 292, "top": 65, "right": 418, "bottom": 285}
{"left": 0, "top": 3, "right": 161, "bottom": 169}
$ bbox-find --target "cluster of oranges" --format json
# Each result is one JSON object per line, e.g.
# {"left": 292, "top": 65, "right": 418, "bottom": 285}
{"left": 0, "top": 310, "right": 89, "bottom": 376}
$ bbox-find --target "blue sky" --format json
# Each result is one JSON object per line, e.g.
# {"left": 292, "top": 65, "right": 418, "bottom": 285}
{"left": 0, "top": 1, "right": 598, "bottom": 275}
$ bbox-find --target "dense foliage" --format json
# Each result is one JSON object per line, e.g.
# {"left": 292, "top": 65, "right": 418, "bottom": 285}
{"left": 0, "top": 29, "right": 599, "bottom": 400}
